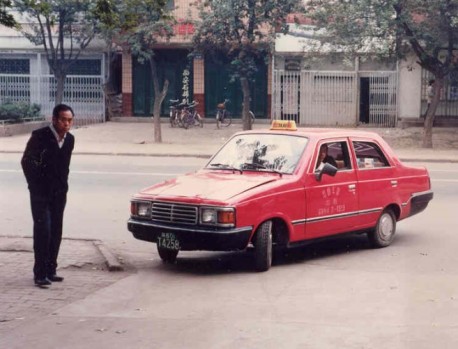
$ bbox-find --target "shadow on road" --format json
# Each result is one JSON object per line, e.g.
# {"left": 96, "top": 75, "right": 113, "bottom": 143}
{"left": 148, "top": 233, "right": 402, "bottom": 275}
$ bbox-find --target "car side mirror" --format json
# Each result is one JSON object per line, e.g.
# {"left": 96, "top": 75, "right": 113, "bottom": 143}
{"left": 314, "top": 163, "right": 338, "bottom": 181}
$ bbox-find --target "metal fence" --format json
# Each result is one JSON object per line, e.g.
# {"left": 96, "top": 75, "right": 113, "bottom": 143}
{"left": 0, "top": 74, "right": 105, "bottom": 126}
{"left": 272, "top": 70, "right": 398, "bottom": 127}
{"left": 421, "top": 70, "right": 458, "bottom": 119}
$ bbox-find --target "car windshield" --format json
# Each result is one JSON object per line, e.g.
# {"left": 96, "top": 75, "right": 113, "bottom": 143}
{"left": 205, "top": 134, "right": 308, "bottom": 174}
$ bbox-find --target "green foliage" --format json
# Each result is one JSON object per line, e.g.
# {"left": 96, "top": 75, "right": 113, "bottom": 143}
{"left": 193, "top": 0, "right": 300, "bottom": 82}
{"left": 96, "top": 0, "right": 172, "bottom": 60}
{"left": 303, "top": 0, "right": 458, "bottom": 78}
{"left": 0, "top": 0, "right": 16, "bottom": 27}
{"left": 0, "top": 101, "right": 42, "bottom": 123}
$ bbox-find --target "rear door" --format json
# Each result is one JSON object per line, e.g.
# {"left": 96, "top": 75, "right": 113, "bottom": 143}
{"left": 305, "top": 139, "right": 360, "bottom": 239}
{"left": 350, "top": 139, "right": 396, "bottom": 229}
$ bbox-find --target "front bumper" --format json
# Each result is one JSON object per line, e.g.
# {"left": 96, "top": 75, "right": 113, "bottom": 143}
{"left": 127, "top": 218, "right": 253, "bottom": 251}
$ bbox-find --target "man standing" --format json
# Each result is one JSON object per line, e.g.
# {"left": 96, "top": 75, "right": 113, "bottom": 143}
{"left": 21, "top": 104, "right": 75, "bottom": 287}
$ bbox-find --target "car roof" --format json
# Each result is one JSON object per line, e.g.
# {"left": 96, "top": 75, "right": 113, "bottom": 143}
{"left": 235, "top": 127, "right": 383, "bottom": 142}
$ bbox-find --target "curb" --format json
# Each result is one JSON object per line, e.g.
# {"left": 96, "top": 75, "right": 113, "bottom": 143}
{"left": 92, "top": 240, "right": 124, "bottom": 272}
{"left": 0, "top": 235, "right": 124, "bottom": 272}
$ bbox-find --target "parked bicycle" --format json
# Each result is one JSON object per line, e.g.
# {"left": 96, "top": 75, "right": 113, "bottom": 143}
{"left": 216, "top": 99, "right": 231, "bottom": 128}
{"left": 215, "top": 99, "right": 255, "bottom": 129}
{"left": 180, "top": 100, "right": 203, "bottom": 129}
{"left": 169, "top": 99, "right": 184, "bottom": 128}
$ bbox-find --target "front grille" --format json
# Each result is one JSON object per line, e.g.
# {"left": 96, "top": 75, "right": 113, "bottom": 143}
{"left": 151, "top": 202, "right": 198, "bottom": 225}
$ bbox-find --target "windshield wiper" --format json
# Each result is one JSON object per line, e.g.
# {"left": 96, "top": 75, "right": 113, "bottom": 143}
{"left": 242, "top": 163, "right": 283, "bottom": 177}
{"left": 208, "top": 163, "right": 243, "bottom": 174}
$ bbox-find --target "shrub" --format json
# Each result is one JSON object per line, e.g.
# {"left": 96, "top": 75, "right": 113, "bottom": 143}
{"left": 0, "top": 101, "right": 42, "bottom": 123}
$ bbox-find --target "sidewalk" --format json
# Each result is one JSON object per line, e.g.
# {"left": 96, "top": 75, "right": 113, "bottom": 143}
{"left": 0, "top": 236, "right": 128, "bottom": 334}
{"left": 0, "top": 119, "right": 457, "bottom": 162}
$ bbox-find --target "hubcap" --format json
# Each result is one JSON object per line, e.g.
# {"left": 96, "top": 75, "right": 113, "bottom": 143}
{"left": 379, "top": 214, "right": 394, "bottom": 241}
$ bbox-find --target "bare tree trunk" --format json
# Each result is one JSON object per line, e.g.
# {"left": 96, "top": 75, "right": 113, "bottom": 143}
{"left": 55, "top": 73, "right": 66, "bottom": 105}
{"left": 422, "top": 77, "right": 443, "bottom": 148}
{"left": 149, "top": 56, "right": 169, "bottom": 143}
{"left": 241, "top": 77, "right": 252, "bottom": 131}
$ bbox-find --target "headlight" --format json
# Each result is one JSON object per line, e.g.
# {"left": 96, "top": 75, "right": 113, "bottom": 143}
{"left": 200, "top": 207, "right": 235, "bottom": 227}
{"left": 131, "top": 201, "right": 151, "bottom": 217}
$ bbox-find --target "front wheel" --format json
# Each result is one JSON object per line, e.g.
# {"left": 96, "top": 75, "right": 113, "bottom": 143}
{"left": 254, "top": 220, "right": 273, "bottom": 272}
{"left": 195, "top": 113, "right": 203, "bottom": 128}
{"left": 157, "top": 245, "right": 178, "bottom": 263}
{"left": 368, "top": 209, "right": 396, "bottom": 248}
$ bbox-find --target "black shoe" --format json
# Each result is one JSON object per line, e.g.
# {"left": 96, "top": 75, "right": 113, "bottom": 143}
{"left": 34, "top": 277, "right": 52, "bottom": 287}
{"left": 47, "top": 274, "right": 64, "bottom": 282}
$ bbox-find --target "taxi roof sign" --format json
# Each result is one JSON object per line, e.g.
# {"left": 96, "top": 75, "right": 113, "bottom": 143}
{"left": 270, "top": 120, "right": 297, "bottom": 131}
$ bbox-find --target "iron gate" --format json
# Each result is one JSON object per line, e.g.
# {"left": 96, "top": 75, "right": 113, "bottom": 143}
{"left": 272, "top": 70, "right": 398, "bottom": 127}
{"left": 0, "top": 74, "right": 105, "bottom": 126}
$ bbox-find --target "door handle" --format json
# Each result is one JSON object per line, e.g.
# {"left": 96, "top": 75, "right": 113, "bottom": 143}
{"left": 348, "top": 184, "right": 356, "bottom": 190}
{"left": 391, "top": 180, "right": 398, "bottom": 187}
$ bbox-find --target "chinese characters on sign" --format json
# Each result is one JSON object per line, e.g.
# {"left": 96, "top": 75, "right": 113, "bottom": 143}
{"left": 182, "top": 68, "right": 190, "bottom": 103}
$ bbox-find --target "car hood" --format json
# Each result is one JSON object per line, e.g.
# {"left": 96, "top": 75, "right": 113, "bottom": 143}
{"left": 140, "top": 171, "right": 278, "bottom": 202}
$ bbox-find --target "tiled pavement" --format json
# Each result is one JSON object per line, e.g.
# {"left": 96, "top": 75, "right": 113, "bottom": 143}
{"left": 0, "top": 237, "right": 129, "bottom": 334}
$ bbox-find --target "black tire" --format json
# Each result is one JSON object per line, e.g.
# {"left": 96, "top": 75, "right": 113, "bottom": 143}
{"left": 157, "top": 245, "right": 178, "bottom": 263}
{"left": 368, "top": 209, "right": 396, "bottom": 248}
{"left": 195, "top": 113, "right": 203, "bottom": 127}
{"left": 221, "top": 111, "right": 232, "bottom": 127}
{"left": 254, "top": 220, "right": 273, "bottom": 272}
{"left": 182, "top": 114, "right": 191, "bottom": 129}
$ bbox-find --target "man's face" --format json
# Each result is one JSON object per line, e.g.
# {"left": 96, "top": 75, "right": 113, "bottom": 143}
{"left": 52, "top": 110, "right": 73, "bottom": 136}
{"left": 319, "top": 145, "right": 328, "bottom": 162}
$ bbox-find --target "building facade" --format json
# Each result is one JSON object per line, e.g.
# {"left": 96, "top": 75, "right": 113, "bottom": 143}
{"left": 0, "top": 18, "right": 106, "bottom": 125}
{"left": 1, "top": 3, "right": 455, "bottom": 126}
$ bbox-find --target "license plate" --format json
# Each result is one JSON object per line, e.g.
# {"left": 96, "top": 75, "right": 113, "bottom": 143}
{"left": 157, "top": 232, "right": 180, "bottom": 251}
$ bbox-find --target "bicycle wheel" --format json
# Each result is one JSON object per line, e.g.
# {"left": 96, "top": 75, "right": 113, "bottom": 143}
{"left": 220, "top": 111, "right": 231, "bottom": 127}
{"left": 249, "top": 110, "right": 255, "bottom": 124}
{"left": 195, "top": 113, "right": 203, "bottom": 128}
{"left": 170, "top": 110, "right": 178, "bottom": 127}
{"left": 182, "top": 114, "right": 191, "bottom": 129}
{"left": 216, "top": 110, "right": 222, "bottom": 129}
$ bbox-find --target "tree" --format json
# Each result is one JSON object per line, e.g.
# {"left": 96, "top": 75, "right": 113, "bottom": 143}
{"left": 302, "top": 0, "right": 458, "bottom": 148}
{"left": 193, "top": 0, "right": 299, "bottom": 130}
{"left": 97, "top": 0, "right": 172, "bottom": 143}
{"left": 0, "top": 0, "right": 17, "bottom": 27}
{"left": 14, "top": 0, "right": 106, "bottom": 105}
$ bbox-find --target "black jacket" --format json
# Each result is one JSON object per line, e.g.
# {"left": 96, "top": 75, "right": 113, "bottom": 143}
{"left": 21, "top": 126, "right": 75, "bottom": 196}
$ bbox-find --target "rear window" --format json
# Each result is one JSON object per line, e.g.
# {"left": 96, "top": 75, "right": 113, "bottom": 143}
{"left": 353, "top": 141, "right": 390, "bottom": 169}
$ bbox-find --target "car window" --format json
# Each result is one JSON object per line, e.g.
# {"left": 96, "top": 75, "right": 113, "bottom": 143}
{"left": 206, "top": 134, "right": 308, "bottom": 174}
{"left": 315, "top": 141, "right": 352, "bottom": 170}
{"left": 353, "top": 141, "right": 390, "bottom": 169}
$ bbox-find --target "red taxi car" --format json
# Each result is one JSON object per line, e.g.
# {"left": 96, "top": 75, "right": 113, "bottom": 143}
{"left": 128, "top": 121, "right": 433, "bottom": 271}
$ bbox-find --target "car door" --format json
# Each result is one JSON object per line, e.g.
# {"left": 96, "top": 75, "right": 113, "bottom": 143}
{"left": 350, "top": 138, "right": 396, "bottom": 229}
{"left": 305, "top": 139, "right": 360, "bottom": 239}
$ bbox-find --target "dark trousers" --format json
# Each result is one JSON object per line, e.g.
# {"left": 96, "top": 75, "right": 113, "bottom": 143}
{"left": 29, "top": 191, "right": 67, "bottom": 279}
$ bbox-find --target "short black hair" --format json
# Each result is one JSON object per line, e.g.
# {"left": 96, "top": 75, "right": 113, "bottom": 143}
{"left": 52, "top": 104, "right": 74, "bottom": 119}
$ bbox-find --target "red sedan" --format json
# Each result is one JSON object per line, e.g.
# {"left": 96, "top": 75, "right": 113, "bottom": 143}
{"left": 128, "top": 121, "right": 433, "bottom": 271}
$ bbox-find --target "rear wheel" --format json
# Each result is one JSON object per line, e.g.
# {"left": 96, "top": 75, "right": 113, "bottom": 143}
{"left": 221, "top": 111, "right": 232, "bottom": 127}
{"left": 254, "top": 220, "right": 273, "bottom": 272}
{"left": 368, "top": 209, "right": 396, "bottom": 248}
{"left": 157, "top": 245, "right": 178, "bottom": 263}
